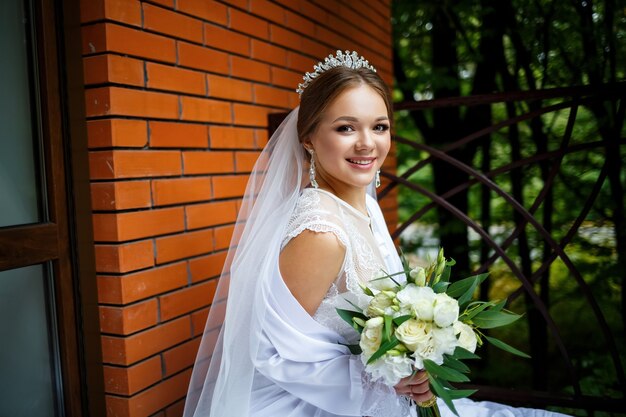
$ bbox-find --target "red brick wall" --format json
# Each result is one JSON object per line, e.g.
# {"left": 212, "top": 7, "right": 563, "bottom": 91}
{"left": 79, "top": 0, "right": 394, "bottom": 415}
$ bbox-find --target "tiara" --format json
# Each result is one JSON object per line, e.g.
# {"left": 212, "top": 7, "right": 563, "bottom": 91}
{"left": 296, "top": 50, "right": 377, "bottom": 95}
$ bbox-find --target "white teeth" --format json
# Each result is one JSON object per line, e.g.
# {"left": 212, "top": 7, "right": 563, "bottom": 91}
{"left": 348, "top": 159, "right": 372, "bottom": 165}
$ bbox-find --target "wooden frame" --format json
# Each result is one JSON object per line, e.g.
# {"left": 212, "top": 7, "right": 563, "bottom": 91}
{"left": 0, "top": 0, "right": 104, "bottom": 415}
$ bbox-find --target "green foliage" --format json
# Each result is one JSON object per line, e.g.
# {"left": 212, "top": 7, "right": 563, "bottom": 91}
{"left": 392, "top": 0, "right": 626, "bottom": 414}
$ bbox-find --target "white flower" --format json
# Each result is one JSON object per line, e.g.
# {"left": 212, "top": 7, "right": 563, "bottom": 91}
{"left": 366, "top": 291, "right": 395, "bottom": 317}
{"left": 431, "top": 325, "right": 457, "bottom": 357}
{"left": 367, "top": 353, "right": 414, "bottom": 386}
{"left": 394, "top": 319, "right": 431, "bottom": 351}
{"left": 411, "top": 325, "right": 456, "bottom": 368}
{"left": 396, "top": 284, "right": 435, "bottom": 321}
{"left": 360, "top": 317, "right": 384, "bottom": 359}
{"left": 409, "top": 266, "right": 426, "bottom": 286}
{"left": 433, "top": 293, "right": 459, "bottom": 328}
{"left": 453, "top": 320, "right": 478, "bottom": 353}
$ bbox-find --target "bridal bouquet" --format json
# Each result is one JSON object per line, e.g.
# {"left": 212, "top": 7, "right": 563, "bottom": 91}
{"left": 336, "top": 248, "right": 529, "bottom": 417}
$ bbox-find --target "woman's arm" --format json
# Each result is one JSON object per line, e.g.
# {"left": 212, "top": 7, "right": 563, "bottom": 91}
{"left": 279, "top": 229, "right": 345, "bottom": 315}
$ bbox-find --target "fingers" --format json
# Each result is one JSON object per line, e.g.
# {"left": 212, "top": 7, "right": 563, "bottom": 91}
{"left": 394, "top": 370, "right": 433, "bottom": 402}
{"left": 412, "top": 391, "right": 434, "bottom": 403}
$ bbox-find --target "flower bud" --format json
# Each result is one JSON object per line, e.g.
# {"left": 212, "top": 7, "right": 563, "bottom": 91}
{"left": 382, "top": 290, "right": 397, "bottom": 298}
{"left": 435, "top": 248, "right": 445, "bottom": 276}
{"left": 358, "top": 281, "right": 374, "bottom": 296}
{"left": 353, "top": 317, "right": 366, "bottom": 327}
{"left": 409, "top": 267, "right": 426, "bottom": 286}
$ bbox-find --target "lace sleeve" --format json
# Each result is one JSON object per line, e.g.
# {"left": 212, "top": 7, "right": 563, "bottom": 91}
{"left": 281, "top": 189, "right": 350, "bottom": 250}
{"left": 360, "top": 371, "right": 413, "bottom": 417}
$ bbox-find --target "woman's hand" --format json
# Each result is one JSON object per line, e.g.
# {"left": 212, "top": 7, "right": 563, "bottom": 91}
{"left": 394, "top": 370, "right": 434, "bottom": 403}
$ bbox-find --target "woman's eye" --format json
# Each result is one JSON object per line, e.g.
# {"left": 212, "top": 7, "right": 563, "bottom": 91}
{"left": 374, "top": 124, "right": 390, "bottom": 132}
{"left": 336, "top": 125, "right": 355, "bottom": 132}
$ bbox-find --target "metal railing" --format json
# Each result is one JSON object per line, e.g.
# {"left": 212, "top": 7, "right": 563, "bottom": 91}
{"left": 380, "top": 83, "right": 626, "bottom": 413}
{"left": 268, "top": 83, "right": 626, "bottom": 412}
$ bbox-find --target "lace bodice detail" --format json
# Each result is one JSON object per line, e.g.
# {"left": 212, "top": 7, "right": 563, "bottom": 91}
{"left": 281, "top": 188, "right": 387, "bottom": 343}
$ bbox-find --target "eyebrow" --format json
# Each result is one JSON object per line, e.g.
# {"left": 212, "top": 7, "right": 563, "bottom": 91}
{"left": 331, "top": 116, "right": 389, "bottom": 123}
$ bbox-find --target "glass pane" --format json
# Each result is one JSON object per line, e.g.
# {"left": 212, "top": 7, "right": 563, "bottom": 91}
{"left": 0, "top": 0, "right": 41, "bottom": 228}
{"left": 0, "top": 264, "right": 58, "bottom": 417}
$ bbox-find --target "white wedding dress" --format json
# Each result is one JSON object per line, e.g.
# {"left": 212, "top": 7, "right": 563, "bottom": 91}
{"left": 249, "top": 188, "right": 568, "bottom": 417}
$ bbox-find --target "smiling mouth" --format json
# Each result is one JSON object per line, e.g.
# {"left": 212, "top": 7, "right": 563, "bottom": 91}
{"left": 346, "top": 158, "right": 375, "bottom": 165}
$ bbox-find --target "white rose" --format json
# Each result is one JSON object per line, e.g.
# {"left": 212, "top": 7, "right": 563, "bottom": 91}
{"left": 433, "top": 293, "right": 459, "bottom": 328}
{"left": 412, "top": 325, "right": 455, "bottom": 368}
{"left": 453, "top": 321, "right": 478, "bottom": 353}
{"left": 394, "top": 319, "right": 431, "bottom": 351}
{"left": 366, "top": 292, "right": 394, "bottom": 317}
{"left": 367, "top": 353, "right": 414, "bottom": 386}
{"left": 360, "top": 317, "right": 384, "bottom": 360}
{"left": 431, "top": 325, "right": 458, "bottom": 358}
{"left": 409, "top": 266, "right": 427, "bottom": 286}
{"left": 396, "top": 285, "right": 435, "bottom": 321}
{"left": 403, "top": 321, "right": 434, "bottom": 369}
{"left": 413, "top": 294, "right": 435, "bottom": 321}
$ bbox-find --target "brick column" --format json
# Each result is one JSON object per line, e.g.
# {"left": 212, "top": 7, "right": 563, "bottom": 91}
{"left": 79, "top": 0, "right": 393, "bottom": 415}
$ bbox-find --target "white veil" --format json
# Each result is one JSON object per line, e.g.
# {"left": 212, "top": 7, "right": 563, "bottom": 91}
{"left": 183, "top": 108, "right": 307, "bottom": 417}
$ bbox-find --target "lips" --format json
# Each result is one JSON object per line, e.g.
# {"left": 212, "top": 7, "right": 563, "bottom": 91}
{"left": 346, "top": 158, "right": 376, "bottom": 166}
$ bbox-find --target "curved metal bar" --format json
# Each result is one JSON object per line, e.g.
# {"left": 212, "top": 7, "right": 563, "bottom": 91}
{"left": 379, "top": 98, "right": 588, "bottom": 200}
{"left": 393, "top": 82, "right": 626, "bottom": 111}
{"left": 388, "top": 174, "right": 581, "bottom": 394}
{"left": 386, "top": 131, "right": 624, "bottom": 396}
{"left": 383, "top": 139, "right": 615, "bottom": 240}
{"left": 396, "top": 140, "right": 625, "bottom": 395}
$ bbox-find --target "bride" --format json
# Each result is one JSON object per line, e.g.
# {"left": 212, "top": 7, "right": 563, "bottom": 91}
{"left": 183, "top": 51, "right": 569, "bottom": 417}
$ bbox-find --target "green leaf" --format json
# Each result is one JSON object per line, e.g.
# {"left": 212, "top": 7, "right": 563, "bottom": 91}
{"left": 366, "top": 336, "right": 400, "bottom": 364}
{"left": 448, "top": 389, "right": 478, "bottom": 399}
{"left": 398, "top": 247, "right": 411, "bottom": 282}
{"left": 458, "top": 274, "right": 489, "bottom": 306}
{"left": 383, "top": 315, "right": 393, "bottom": 343}
{"left": 446, "top": 273, "right": 489, "bottom": 302}
{"left": 432, "top": 281, "right": 451, "bottom": 293}
{"left": 439, "top": 264, "right": 452, "bottom": 283}
{"left": 485, "top": 336, "right": 531, "bottom": 358}
{"left": 423, "top": 360, "right": 470, "bottom": 383}
{"left": 428, "top": 374, "right": 458, "bottom": 416}
{"left": 452, "top": 346, "right": 480, "bottom": 360}
{"left": 443, "top": 355, "right": 470, "bottom": 373}
{"left": 491, "top": 299, "right": 507, "bottom": 312}
{"left": 472, "top": 310, "right": 521, "bottom": 329}
{"left": 339, "top": 343, "right": 362, "bottom": 355}
{"left": 462, "top": 301, "right": 494, "bottom": 320}
{"left": 392, "top": 314, "right": 413, "bottom": 326}
{"left": 335, "top": 308, "right": 367, "bottom": 327}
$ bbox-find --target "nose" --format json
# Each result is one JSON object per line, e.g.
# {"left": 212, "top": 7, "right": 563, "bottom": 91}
{"left": 355, "top": 129, "right": 375, "bottom": 150}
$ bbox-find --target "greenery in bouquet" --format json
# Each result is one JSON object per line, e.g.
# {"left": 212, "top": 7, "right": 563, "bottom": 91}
{"left": 336, "top": 248, "right": 530, "bottom": 417}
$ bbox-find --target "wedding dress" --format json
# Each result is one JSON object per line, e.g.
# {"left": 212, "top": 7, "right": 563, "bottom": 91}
{"left": 249, "top": 187, "right": 569, "bottom": 417}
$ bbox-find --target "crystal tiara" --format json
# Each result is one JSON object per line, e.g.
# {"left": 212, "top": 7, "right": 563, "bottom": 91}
{"left": 296, "top": 50, "right": 377, "bottom": 96}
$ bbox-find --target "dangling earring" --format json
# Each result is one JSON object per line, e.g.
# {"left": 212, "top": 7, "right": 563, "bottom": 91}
{"left": 307, "top": 149, "right": 319, "bottom": 189}
{"left": 375, "top": 170, "right": 381, "bottom": 188}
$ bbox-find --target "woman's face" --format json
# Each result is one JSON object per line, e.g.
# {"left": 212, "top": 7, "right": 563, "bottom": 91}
{"left": 306, "top": 84, "right": 391, "bottom": 192}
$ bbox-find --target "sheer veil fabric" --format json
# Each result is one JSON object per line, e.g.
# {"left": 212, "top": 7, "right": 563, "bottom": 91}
{"left": 183, "top": 108, "right": 307, "bottom": 417}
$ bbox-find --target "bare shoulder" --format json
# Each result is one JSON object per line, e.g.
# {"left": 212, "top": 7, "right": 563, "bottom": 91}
{"left": 279, "top": 230, "right": 346, "bottom": 315}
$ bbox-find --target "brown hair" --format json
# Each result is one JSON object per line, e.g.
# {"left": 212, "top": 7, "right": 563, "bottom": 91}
{"left": 296, "top": 66, "right": 393, "bottom": 145}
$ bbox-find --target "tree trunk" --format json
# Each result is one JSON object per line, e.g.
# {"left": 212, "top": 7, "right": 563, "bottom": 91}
{"left": 429, "top": 3, "right": 471, "bottom": 276}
